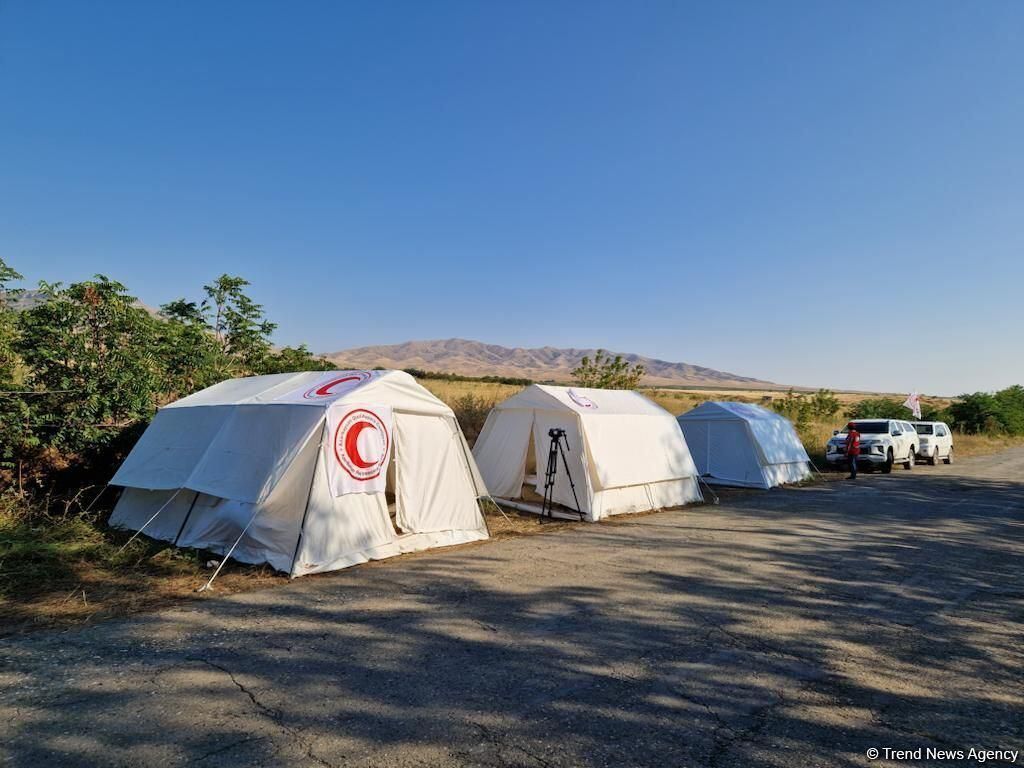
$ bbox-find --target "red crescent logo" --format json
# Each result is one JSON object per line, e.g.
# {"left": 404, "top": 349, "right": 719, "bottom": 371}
{"left": 343, "top": 420, "right": 377, "bottom": 470}
{"left": 314, "top": 376, "right": 361, "bottom": 397}
{"left": 333, "top": 408, "right": 390, "bottom": 481}
{"left": 302, "top": 371, "right": 374, "bottom": 400}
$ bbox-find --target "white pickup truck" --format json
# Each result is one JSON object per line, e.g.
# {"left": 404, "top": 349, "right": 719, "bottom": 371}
{"left": 826, "top": 419, "right": 920, "bottom": 473}
{"left": 912, "top": 421, "right": 954, "bottom": 465}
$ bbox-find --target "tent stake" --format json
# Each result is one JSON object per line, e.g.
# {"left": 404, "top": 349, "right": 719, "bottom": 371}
{"left": 288, "top": 420, "right": 328, "bottom": 579}
{"left": 196, "top": 506, "right": 262, "bottom": 593}
{"left": 696, "top": 475, "right": 720, "bottom": 505}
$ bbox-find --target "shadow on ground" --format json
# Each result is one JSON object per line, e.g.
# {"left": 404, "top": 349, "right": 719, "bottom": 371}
{"left": 1, "top": 457, "right": 1023, "bottom": 767}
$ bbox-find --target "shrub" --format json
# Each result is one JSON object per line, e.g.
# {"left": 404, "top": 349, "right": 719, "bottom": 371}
{"left": 846, "top": 397, "right": 945, "bottom": 422}
{"left": 769, "top": 389, "right": 841, "bottom": 429}
{"left": 450, "top": 394, "right": 495, "bottom": 446}
{"left": 949, "top": 386, "right": 1024, "bottom": 435}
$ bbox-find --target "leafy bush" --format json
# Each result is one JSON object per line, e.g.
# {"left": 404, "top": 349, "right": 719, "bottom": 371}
{"left": 450, "top": 394, "right": 495, "bottom": 445}
{"left": 770, "top": 389, "right": 841, "bottom": 428}
{"left": 948, "top": 386, "right": 1024, "bottom": 435}
{"left": 846, "top": 397, "right": 945, "bottom": 422}
{"left": 0, "top": 259, "right": 335, "bottom": 494}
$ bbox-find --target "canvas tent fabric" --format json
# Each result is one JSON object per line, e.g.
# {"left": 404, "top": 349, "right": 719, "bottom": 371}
{"left": 676, "top": 401, "right": 811, "bottom": 489}
{"left": 472, "top": 385, "right": 702, "bottom": 521}
{"left": 109, "top": 370, "right": 488, "bottom": 576}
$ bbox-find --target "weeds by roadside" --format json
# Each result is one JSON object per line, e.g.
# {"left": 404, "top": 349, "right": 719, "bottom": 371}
{"left": 449, "top": 393, "right": 496, "bottom": 445}
{"left": 0, "top": 490, "right": 280, "bottom": 635}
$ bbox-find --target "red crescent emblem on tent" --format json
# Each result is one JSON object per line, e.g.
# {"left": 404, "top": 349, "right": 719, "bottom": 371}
{"left": 343, "top": 420, "right": 377, "bottom": 470}
{"left": 302, "top": 371, "right": 373, "bottom": 400}
{"left": 333, "top": 408, "right": 389, "bottom": 481}
{"left": 314, "top": 376, "right": 361, "bottom": 397}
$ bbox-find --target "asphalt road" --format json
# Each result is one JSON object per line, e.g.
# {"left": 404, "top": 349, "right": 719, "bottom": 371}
{"left": 2, "top": 449, "right": 1023, "bottom": 767}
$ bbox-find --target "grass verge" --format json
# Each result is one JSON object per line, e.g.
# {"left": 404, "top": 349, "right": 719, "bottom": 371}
{"left": 0, "top": 493, "right": 280, "bottom": 636}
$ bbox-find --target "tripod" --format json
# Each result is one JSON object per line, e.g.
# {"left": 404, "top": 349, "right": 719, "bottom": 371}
{"left": 542, "top": 428, "right": 584, "bottom": 521}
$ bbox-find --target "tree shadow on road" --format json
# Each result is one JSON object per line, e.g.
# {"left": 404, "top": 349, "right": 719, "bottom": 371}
{"left": 2, "top": 472, "right": 1022, "bottom": 767}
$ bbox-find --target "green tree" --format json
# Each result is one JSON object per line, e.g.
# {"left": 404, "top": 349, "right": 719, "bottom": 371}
{"left": 571, "top": 350, "right": 646, "bottom": 389}
{"left": 203, "top": 275, "right": 276, "bottom": 374}
{"left": 846, "top": 397, "right": 944, "bottom": 422}
{"left": 809, "top": 389, "right": 841, "bottom": 419}
{"left": 948, "top": 387, "right": 1024, "bottom": 435}
{"left": 770, "top": 389, "right": 812, "bottom": 429}
{"left": 0, "top": 257, "right": 24, "bottom": 385}
{"left": 16, "top": 276, "right": 160, "bottom": 455}
{"left": 155, "top": 298, "right": 229, "bottom": 399}
{"left": 260, "top": 345, "right": 334, "bottom": 374}
{"left": 0, "top": 258, "right": 34, "bottom": 487}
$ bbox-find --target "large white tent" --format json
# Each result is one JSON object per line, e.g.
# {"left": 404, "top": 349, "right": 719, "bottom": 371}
{"left": 109, "top": 370, "right": 488, "bottom": 576}
{"left": 677, "top": 401, "right": 811, "bottom": 489}
{"left": 472, "top": 385, "right": 702, "bottom": 521}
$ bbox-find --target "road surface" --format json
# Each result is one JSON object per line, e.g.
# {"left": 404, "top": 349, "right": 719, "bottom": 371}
{"left": 2, "top": 448, "right": 1023, "bottom": 767}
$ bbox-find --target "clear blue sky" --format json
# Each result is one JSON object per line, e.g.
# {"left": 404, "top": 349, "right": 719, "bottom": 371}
{"left": 2, "top": 1, "right": 1022, "bottom": 395}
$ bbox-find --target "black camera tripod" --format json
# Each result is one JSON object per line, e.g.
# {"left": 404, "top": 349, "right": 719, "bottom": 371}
{"left": 542, "top": 427, "right": 584, "bottom": 521}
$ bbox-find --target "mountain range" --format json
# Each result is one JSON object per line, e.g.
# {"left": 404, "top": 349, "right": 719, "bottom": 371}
{"left": 325, "top": 338, "right": 779, "bottom": 388}
{"left": 7, "top": 290, "right": 779, "bottom": 388}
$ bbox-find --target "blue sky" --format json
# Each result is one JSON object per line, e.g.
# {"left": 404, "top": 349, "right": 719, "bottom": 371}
{"left": 1, "top": 1, "right": 1022, "bottom": 395}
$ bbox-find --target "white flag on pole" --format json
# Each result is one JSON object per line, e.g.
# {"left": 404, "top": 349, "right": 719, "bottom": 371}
{"left": 903, "top": 391, "right": 922, "bottom": 419}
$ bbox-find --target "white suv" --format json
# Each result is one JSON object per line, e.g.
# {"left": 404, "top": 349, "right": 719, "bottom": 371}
{"left": 826, "top": 419, "right": 920, "bottom": 473}
{"left": 912, "top": 421, "right": 954, "bottom": 465}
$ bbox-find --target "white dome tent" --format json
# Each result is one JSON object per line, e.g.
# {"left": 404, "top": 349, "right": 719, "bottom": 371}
{"left": 676, "top": 401, "right": 811, "bottom": 489}
{"left": 472, "top": 385, "right": 702, "bottom": 521}
{"left": 108, "top": 370, "right": 488, "bottom": 578}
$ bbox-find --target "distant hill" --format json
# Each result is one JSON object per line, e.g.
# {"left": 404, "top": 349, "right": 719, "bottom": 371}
{"left": 325, "top": 338, "right": 780, "bottom": 388}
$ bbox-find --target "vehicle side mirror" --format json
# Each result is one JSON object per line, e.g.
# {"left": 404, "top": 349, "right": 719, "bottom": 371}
{"left": 832, "top": 430, "right": 839, "bottom": 436}
{"left": 891, "top": 431, "right": 899, "bottom": 436}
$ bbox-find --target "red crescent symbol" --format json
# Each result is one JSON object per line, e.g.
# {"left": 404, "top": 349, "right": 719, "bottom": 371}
{"left": 313, "top": 375, "right": 361, "bottom": 397}
{"left": 344, "top": 420, "right": 377, "bottom": 469}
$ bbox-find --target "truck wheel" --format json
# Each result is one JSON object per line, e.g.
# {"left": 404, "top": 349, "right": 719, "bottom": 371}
{"left": 944, "top": 447, "right": 953, "bottom": 465}
{"left": 882, "top": 449, "right": 894, "bottom": 474}
{"left": 929, "top": 448, "right": 939, "bottom": 466}
{"left": 904, "top": 449, "right": 915, "bottom": 470}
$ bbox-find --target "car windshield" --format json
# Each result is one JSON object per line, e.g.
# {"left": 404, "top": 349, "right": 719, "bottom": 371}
{"left": 847, "top": 421, "right": 889, "bottom": 434}
{"left": 913, "top": 424, "right": 934, "bottom": 435}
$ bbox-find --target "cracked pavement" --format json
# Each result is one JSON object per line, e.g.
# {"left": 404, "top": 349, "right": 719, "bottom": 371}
{"left": 1, "top": 448, "right": 1022, "bottom": 767}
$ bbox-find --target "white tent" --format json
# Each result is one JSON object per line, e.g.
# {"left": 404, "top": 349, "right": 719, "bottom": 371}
{"left": 677, "top": 401, "right": 811, "bottom": 489}
{"left": 472, "top": 385, "right": 702, "bottom": 521}
{"left": 109, "top": 370, "right": 488, "bottom": 577}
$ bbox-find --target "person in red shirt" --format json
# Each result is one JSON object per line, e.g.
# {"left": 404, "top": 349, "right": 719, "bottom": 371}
{"left": 845, "top": 422, "right": 861, "bottom": 479}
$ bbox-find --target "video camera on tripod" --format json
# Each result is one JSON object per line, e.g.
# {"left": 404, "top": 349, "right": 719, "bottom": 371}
{"left": 541, "top": 427, "right": 584, "bottom": 521}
